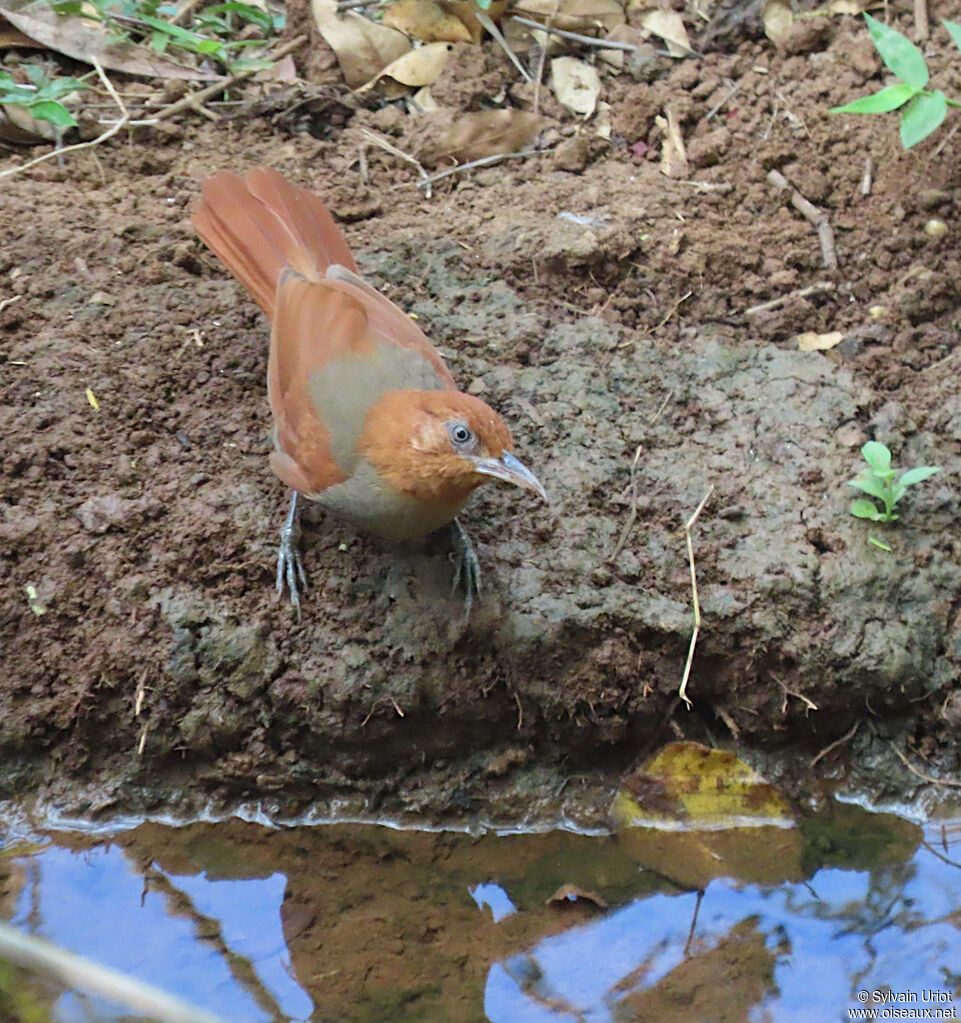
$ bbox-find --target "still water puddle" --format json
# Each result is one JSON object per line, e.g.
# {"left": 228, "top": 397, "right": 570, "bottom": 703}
{"left": 0, "top": 801, "right": 959, "bottom": 1022}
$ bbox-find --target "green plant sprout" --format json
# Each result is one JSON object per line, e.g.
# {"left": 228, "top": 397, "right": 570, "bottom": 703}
{"left": 44, "top": 0, "right": 281, "bottom": 74}
{"left": 830, "top": 14, "right": 961, "bottom": 148}
{"left": 0, "top": 64, "right": 88, "bottom": 130}
{"left": 847, "top": 441, "right": 940, "bottom": 523}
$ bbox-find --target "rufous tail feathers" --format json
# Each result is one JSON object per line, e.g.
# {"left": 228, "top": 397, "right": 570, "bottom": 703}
{"left": 192, "top": 167, "right": 358, "bottom": 319}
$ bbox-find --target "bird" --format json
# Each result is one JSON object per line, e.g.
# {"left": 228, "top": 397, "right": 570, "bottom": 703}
{"left": 192, "top": 166, "right": 546, "bottom": 612}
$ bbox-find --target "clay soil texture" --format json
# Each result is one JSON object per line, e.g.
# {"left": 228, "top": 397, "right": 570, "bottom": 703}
{"left": 1, "top": 1, "right": 960, "bottom": 822}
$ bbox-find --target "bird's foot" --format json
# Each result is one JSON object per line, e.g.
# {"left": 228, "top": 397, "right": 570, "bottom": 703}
{"left": 450, "top": 517, "right": 481, "bottom": 615}
{"left": 276, "top": 492, "right": 308, "bottom": 616}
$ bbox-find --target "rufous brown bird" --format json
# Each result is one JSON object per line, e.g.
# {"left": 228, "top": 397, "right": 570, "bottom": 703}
{"left": 192, "top": 166, "right": 545, "bottom": 611}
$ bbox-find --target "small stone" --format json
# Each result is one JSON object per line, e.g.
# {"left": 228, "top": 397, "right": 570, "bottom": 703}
{"left": 88, "top": 291, "right": 117, "bottom": 306}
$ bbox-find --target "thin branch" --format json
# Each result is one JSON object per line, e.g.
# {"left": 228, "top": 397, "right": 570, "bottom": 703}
{"left": 888, "top": 739, "right": 961, "bottom": 788}
{"left": 0, "top": 59, "right": 128, "bottom": 181}
{"left": 415, "top": 146, "right": 553, "bottom": 190}
{"left": 678, "top": 485, "right": 714, "bottom": 709}
{"left": 810, "top": 720, "right": 858, "bottom": 768}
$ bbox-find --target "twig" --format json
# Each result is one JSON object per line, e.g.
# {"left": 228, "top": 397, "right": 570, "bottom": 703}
{"left": 810, "top": 720, "right": 859, "bottom": 768}
{"left": 766, "top": 168, "right": 838, "bottom": 269}
{"left": 0, "top": 923, "right": 226, "bottom": 1023}
{"left": 914, "top": 0, "right": 929, "bottom": 41}
{"left": 154, "top": 34, "right": 308, "bottom": 121}
{"left": 674, "top": 179, "right": 734, "bottom": 193}
{"left": 860, "top": 157, "right": 873, "bottom": 196}
{"left": 932, "top": 119, "right": 960, "bottom": 157}
{"left": 774, "top": 675, "right": 818, "bottom": 715}
{"left": 610, "top": 391, "right": 672, "bottom": 560}
{"left": 415, "top": 146, "right": 554, "bottom": 190}
{"left": 0, "top": 59, "right": 128, "bottom": 181}
{"left": 705, "top": 81, "right": 740, "bottom": 121}
{"left": 678, "top": 485, "right": 714, "bottom": 710}
{"left": 716, "top": 705, "right": 740, "bottom": 740}
{"left": 360, "top": 127, "right": 432, "bottom": 196}
{"left": 889, "top": 739, "right": 961, "bottom": 788}
{"left": 744, "top": 281, "right": 834, "bottom": 316}
{"left": 511, "top": 14, "right": 659, "bottom": 52}
{"left": 477, "top": 9, "right": 532, "bottom": 82}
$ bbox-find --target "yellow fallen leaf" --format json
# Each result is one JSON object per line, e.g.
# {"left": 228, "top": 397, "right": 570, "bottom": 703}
{"left": 514, "top": 0, "right": 624, "bottom": 32}
{"left": 640, "top": 9, "right": 692, "bottom": 56}
{"left": 362, "top": 41, "right": 454, "bottom": 89}
{"left": 383, "top": 0, "right": 472, "bottom": 42}
{"left": 796, "top": 330, "right": 843, "bottom": 351}
{"left": 311, "top": 0, "right": 411, "bottom": 88}
{"left": 86, "top": 388, "right": 100, "bottom": 410}
{"left": 24, "top": 584, "right": 46, "bottom": 616}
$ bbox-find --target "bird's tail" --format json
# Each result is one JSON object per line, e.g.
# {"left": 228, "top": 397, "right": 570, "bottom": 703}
{"left": 192, "top": 167, "right": 358, "bottom": 319}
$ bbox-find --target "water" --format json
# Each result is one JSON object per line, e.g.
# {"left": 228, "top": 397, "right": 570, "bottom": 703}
{"left": 0, "top": 801, "right": 958, "bottom": 1022}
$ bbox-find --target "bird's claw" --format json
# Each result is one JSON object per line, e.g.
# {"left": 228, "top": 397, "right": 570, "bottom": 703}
{"left": 450, "top": 518, "right": 481, "bottom": 615}
{"left": 276, "top": 493, "right": 308, "bottom": 615}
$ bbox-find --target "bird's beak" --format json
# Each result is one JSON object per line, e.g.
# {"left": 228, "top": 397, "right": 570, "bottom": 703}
{"left": 469, "top": 451, "right": 547, "bottom": 502}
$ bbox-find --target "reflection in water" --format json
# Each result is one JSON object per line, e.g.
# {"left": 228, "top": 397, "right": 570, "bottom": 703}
{"left": 0, "top": 806, "right": 957, "bottom": 1022}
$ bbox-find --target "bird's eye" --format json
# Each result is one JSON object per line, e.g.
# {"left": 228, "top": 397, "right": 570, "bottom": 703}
{"left": 448, "top": 422, "right": 474, "bottom": 448}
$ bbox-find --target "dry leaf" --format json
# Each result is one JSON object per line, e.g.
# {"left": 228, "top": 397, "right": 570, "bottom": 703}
{"left": 598, "top": 24, "right": 645, "bottom": 70}
{"left": 656, "top": 107, "right": 688, "bottom": 177}
{"left": 411, "top": 108, "right": 545, "bottom": 163}
{"left": 594, "top": 99, "right": 612, "bottom": 138}
{"left": 762, "top": 0, "right": 794, "bottom": 46}
{"left": 0, "top": 12, "right": 40, "bottom": 47}
{"left": 383, "top": 0, "right": 472, "bottom": 42}
{"left": 547, "top": 884, "right": 609, "bottom": 908}
{"left": 443, "top": 0, "right": 509, "bottom": 42}
{"left": 0, "top": 0, "right": 217, "bottom": 79}
{"left": 640, "top": 9, "right": 692, "bottom": 56}
{"left": 551, "top": 56, "right": 601, "bottom": 117}
{"left": 820, "top": 0, "right": 862, "bottom": 13}
{"left": 311, "top": 0, "right": 411, "bottom": 88}
{"left": 513, "top": 0, "right": 624, "bottom": 33}
{"left": 796, "top": 331, "right": 843, "bottom": 351}
{"left": 610, "top": 742, "right": 802, "bottom": 889}
{"left": 362, "top": 41, "right": 453, "bottom": 89}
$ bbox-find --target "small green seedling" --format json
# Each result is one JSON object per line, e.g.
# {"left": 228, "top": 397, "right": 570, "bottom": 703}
{"left": 0, "top": 64, "right": 88, "bottom": 130}
{"left": 848, "top": 441, "right": 940, "bottom": 522}
{"left": 830, "top": 14, "right": 961, "bottom": 148}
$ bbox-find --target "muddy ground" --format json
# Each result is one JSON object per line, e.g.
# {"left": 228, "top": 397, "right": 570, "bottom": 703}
{"left": 1, "top": 0, "right": 960, "bottom": 822}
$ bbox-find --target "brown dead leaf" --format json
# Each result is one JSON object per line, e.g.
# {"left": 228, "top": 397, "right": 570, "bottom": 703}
{"left": 513, "top": 0, "right": 624, "bottom": 33}
{"left": 383, "top": 0, "right": 472, "bottom": 42}
{"left": 551, "top": 56, "right": 601, "bottom": 117}
{"left": 0, "top": 0, "right": 218, "bottom": 79}
{"left": 311, "top": 0, "right": 411, "bottom": 88}
{"left": 547, "top": 883, "right": 609, "bottom": 908}
{"left": 0, "top": 12, "right": 40, "bottom": 47}
{"left": 412, "top": 108, "right": 545, "bottom": 163}
{"left": 442, "top": 0, "right": 509, "bottom": 43}
{"left": 796, "top": 331, "right": 844, "bottom": 351}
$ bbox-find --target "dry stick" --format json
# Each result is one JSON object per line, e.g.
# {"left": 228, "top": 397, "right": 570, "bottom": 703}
{"left": 914, "top": 0, "right": 929, "bottom": 41}
{"left": 610, "top": 392, "right": 672, "bottom": 560}
{"left": 744, "top": 281, "right": 834, "bottom": 317}
{"left": 678, "top": 485, "right": 714, "bottom": 710}
{"left": 154, "top": 33, "right": 308, "bottom": 121}
{"left": 415, "top": 146, "right": 554, "bottom": 191}
{"left": 766, "top": 168, "right": 838, "bottom": 270}
{"left": 774, "top": 675, "right": 818, "bottom": 715}
{"left": 932, "top": 118, "right": 960, "bottom": 157}
{"left": 889, "top": 739, "right": 961, "bottom": 788}
{"left": 860, "top": 156, "right": 873, "bottom": 197}
{"left": 0, "top": 59, "right": 128, "bottom": 181}
{"left": 810, "top": 720, "right": 859, "bottom": 768}
{"left": 360, "top": 127, "right": 432, "bottom": 196}
{"left": 0, "top": 923, "right": 226, "bottom": 1023}
{"left": 511, "top": 14, "right": 647, "bottom": 52}
{"left": 476, "top": 9, "right": 532, "bottom": 82}
{"left": 705, "top": 81, "right": 740, "bottom": 121}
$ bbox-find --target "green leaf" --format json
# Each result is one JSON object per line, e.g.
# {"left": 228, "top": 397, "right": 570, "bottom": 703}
{"left": 861, "top": 441, "right": 891, "bottom": 473}
{"left": 206, "top": 2, "right": 273, "bottom": 28}
{"left": 897, "top": 465, "right": 940, "bottom": 487}
{"left": 847, "top": 471, "right": 888, "bottom": 501}
{"left": 38, "top": 76, "right": 88, "bottom": 101}
{"left": 943, "top": 18, "right": 961, "bottom": 52}
{"left": 831, "top": 82, "right": 918, "bottom": 114}
{"left": 851, "top": 499, "right": 883, "bottom": 520}
{"left": 869, "top": 536, "right": 893, "bottom": 551}
{"left": 865, "top": 13, "right": 929, "bottom": 89}
{"left": 29, "top": 100, "right": 76, "bottom": 127}
{"left": 23, "top": 64, "right": 47, "bottom": 88}
{"left": 901, "top": 90, "right": 947, "bottom": 147}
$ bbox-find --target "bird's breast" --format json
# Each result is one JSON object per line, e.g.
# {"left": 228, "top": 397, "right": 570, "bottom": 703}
{"left": 313, "top": 459, "right": 471, "bottom": 541}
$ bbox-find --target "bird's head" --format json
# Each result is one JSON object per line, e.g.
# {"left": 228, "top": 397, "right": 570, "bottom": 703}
{"left": 359, "top": 390, "right": 546, "bottom": 506}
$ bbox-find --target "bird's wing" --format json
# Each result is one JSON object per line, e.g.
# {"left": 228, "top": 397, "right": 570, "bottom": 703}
{"left": 268, "top": 271, "right": 456, "bottom": 493}
{"left": 192, "top": 167, "right": 358, "bottom": 319}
